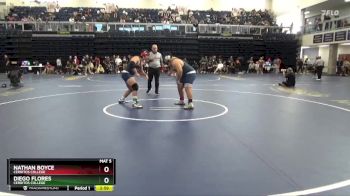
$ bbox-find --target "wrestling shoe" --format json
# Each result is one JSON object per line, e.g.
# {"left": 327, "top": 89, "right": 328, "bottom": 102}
{"left": 132, "top": 103, "right": 143, "bottom": 109}
{"left": 118, "top": 98, "right": 125, "bottom": 104}
{"left": 184, "top": 103, "right": 194, "bottom": 110}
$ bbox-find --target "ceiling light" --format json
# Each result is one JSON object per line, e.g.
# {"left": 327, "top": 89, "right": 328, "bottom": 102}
{"left": 304, "top": 11, "right": 310, "bottom": 14}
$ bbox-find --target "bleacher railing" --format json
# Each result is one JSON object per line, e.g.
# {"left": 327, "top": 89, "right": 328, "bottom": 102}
{"left": 303, "top": 15, "right": 350, "bottom": 34}
{"left": 0, "top": 21, "right": 290, "bottom": 35}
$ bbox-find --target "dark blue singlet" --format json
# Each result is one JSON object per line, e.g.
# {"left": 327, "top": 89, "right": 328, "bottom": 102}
{"left": 122, "top": 61, "right": 139, "bottom": 82}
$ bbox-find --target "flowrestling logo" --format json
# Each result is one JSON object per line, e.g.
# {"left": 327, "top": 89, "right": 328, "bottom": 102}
{"left": 321, "top": 10, "right": 340, "bottom": 17}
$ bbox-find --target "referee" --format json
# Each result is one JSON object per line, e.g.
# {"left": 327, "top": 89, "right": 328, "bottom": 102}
{"left": 147, "top": 44, "right": 163, "bottom": 95}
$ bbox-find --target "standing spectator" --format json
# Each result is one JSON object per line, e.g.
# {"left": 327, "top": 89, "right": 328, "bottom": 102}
{"left": 274, "top": 57, "right": 282, "bottom": 74}
{"left": 72, "top": 56, "right": 80, "bottom": 75}
{"left": 56, "top": 57, "right": 62, "bottom": 74}
{"left": 304, "top": 58, "right": 310, "bottom": 73}
{"left": 336, "top": 56, "right": 344, "bottom": 76}
{"left": 314, "top": 56, "right": 325, "bottom": 80}
{"left": 3, "top": 54, "right": 10, "bottom": 73}
{"left": 296, "top": 58, "right": 304, "bottom": 74}
{"left": 146, "top": 44, "right": 163, "bottom": 95}
{"left": 111, "top": 55, "right": 117, "bottom": 73}
{"left": 81, "top": 55, "right": 88, "bottom": 75}
{"left": 115, "top": 55, "right": 122, "bottom": 73}
{"left": 66, "top": 56, "right": 74, "bottom": 74}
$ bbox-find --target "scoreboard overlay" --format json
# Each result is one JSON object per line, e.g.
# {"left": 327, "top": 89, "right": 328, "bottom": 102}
{"left": 7, "top": 158, "right": 115, "bottom": 192}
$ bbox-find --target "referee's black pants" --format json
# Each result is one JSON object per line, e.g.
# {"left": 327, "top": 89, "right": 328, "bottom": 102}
{"left": 148, "top": 67, "right": 160, "bottom": 93}
{"left": 316, "top": 66, "right": 324, "bottom": 79}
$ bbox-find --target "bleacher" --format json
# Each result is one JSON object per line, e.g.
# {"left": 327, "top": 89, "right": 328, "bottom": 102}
{"left": 7, "top": 6, "right": 276, "bottom": 25}
{"left": 0, "top": 6, "right": 296, "bottom": 73}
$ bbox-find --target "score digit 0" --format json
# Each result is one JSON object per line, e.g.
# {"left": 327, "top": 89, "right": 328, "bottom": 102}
{"left": 103, "top": 166, "right": 109, "bottom": 173}
{"left": 104, "top": 177, "right": 109, "bottom": 184}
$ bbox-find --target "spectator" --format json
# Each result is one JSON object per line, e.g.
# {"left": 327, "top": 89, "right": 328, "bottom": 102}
{"left": 342, "top": 59, "right": 350, "bottom": 76}
{"left": 314, "top": 56, "right": 325, "bottom": 80}
{"left": 6, "top": 6, "right": 277, "bottom": 26}
{"left": 3, "top": 54, "right": 10, "bottom": 73}
{"left": 72, "top": 56, "right": 81, "bottom": 75}
{"left": 214, "top": 60, "right": 224, "bottom": 74}
{"left": 257, "top": 56, "right": 264, "bottom": 74}
{"left": 82, "top": 55, "right": 93, "bottom": 75}
{"left": 103, "top": 56, "right": 112, "bottom": 74}
{"left": 89, "top": 56, "right": 95, "bottom": 73}
{"left": 56, "top": 57, "right": 62, "bottom": 74}
{"left": 73, "top": 56, "right": 80, "bottom": 66}
{"left": 279, "top": 68, "right": 295, "bottom": 88}
{"left": 234, "top": 58, "right": 241, "bottom": 72}
{"left": 115, "top": 55, "right": 122, "bottom": 73}
{"left": 336, "top": 56, "right": 344, "bottom": 76}
{"left": 273, "top": 57, "right": 282, "bottom": 74}
{"left": 94, "top": 56, "right": 101, "bottom": 70}
{"left": 66, "top": 56, "right": 74, "bottom": 74}
{"left": 95, "top": 59, "right": 105, "bottom": 74}
{"left": 247, "top": 57, "right": 255, "bottom": 73}
{"left": 43, "top": 62, "right": 55, "bottom": 74}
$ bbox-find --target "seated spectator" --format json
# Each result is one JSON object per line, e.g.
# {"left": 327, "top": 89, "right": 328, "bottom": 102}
{"left": 6, "top": 6, "right": 277, "bottom": 26}
{"left": 256, "top": 56, "right": 264, "bottom": 74}
{"left": 82, "top": 55, "right": 93, "bottom": 75}
{"left": 72, "top": 64, "right": 81, "bottom": 75}
{"left": 94, "top": 56, "right": 101, "bottom": 71}
{"left": 95, "top": 63, "right": 105, "bottom": 74}
{"left": 264, "top": 57, "right": 272, "bottom": 72}
{"left": 234, "top": 58, "right": 241, "bottom": 72}
{"left": 65, "top": 56, "right": 74, "bottom": 74}
{"left": 43, "top": 62, "right": 55, "bottom": 74}
{"left": 279, "top": 68, "right": 295, "bottom": 88}
{"left": 247, "top": 57, "right": 255, "bottom": 73}
{"left": 89, "top": 56, "right": 95, "bottom": 74}
{"left": 214, "top": 60, "right": 224, "bottom": 74}
{"left": 103, "top": 56, "right": 112, "bottom": 74}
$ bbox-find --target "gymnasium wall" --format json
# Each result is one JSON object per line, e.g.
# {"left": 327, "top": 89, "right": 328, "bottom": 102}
{"left": 338, "top": 45, "right": 350, "bottom": 56}
{"left": 272, "top": 0, "right": 326, "bottom": 33}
